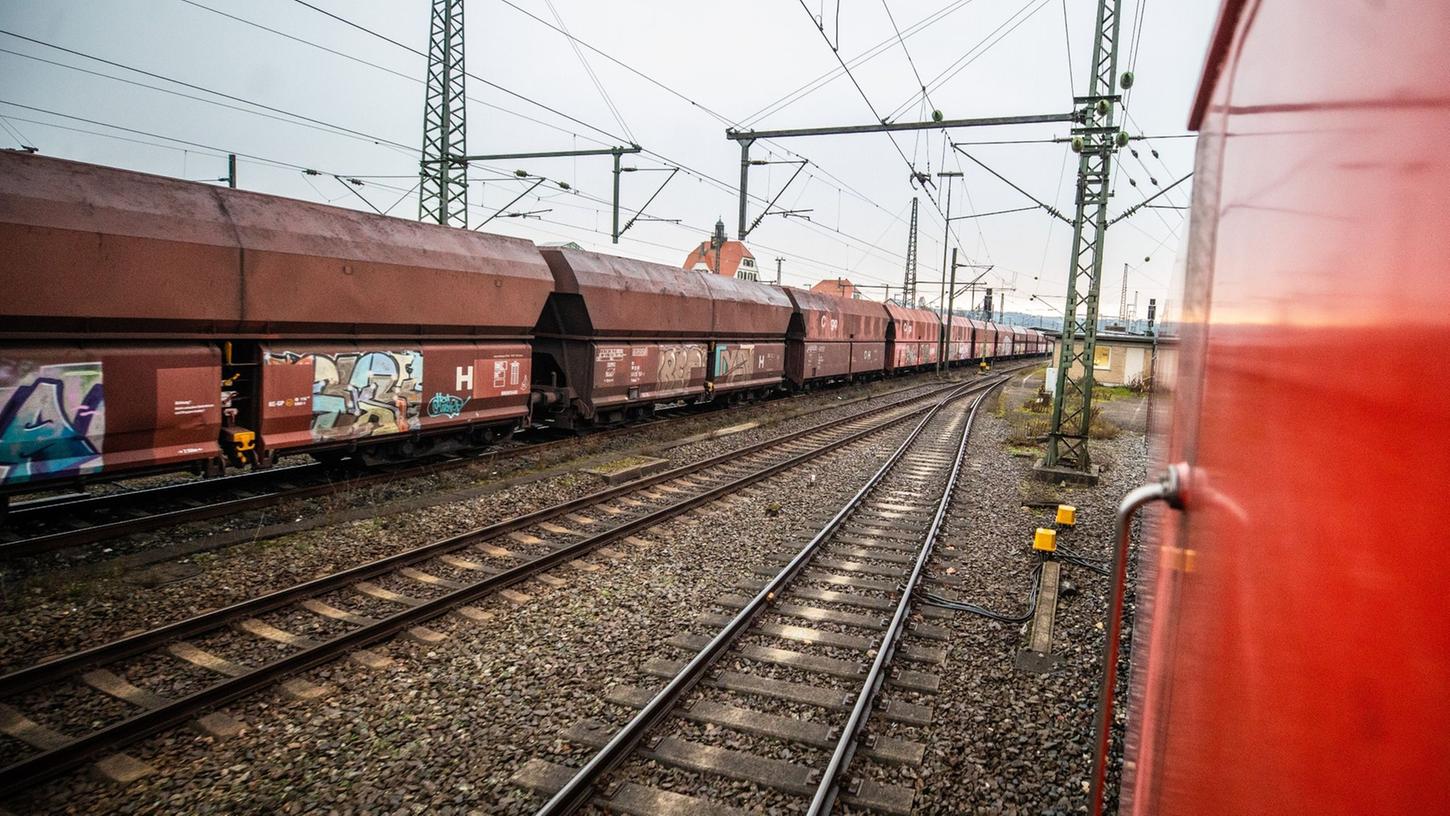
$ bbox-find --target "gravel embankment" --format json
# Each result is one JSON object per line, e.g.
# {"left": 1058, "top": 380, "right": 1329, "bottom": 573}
{"left": 6, "top": 419, "right": 916, "bottom": 815}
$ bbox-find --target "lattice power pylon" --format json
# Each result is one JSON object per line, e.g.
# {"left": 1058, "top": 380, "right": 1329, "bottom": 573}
{"left": 419, "top": 0, "right": 467, "bottom": 227}
{"left": 903, "top": 196, "right": 919, "bottom": 304}
{"left": 1043, "top": 0, "right": 1125, "bottom": 476}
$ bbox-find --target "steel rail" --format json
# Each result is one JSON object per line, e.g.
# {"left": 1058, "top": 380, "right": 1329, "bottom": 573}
{"left": 533, "top": 377, "right": 998, "bottom": 815}
{"left": 0, "top": 426, "right": 673, "bottom": 558}
{"left": 0, "top": 380, "right": 966, "bottom": 701}
{"left": 0, "top": 379, "right": 1000, "bottom": 797}
{"left": 5, "top": 463, "right": 325, "bottom": 517}
{"left": 0, "top": 377, "right": 953, "bottom": 559}
{"left": 807, "top": 378, "right": 1000, "bottom": 814}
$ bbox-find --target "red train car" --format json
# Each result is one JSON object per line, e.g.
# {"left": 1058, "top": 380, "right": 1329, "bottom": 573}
{"left": 698, "top": 273, "right": 793, "bottom": 401}
{"left": 532, "top": 249, "right": 712, "bottom": 426}
{"left": 782, "top": 289, "right": 889, "bottom": 388}
{"left": 884, "top": 303, "right": 942, "bottom": 372}
{"left": 1112, "top": 2, "right": 1450, "bottom": 815}
{"left": 0, "top": 153, "right": 554, "bottom": 487}
{"left": 946, "top": 316, "right": 973, "bottom": 364}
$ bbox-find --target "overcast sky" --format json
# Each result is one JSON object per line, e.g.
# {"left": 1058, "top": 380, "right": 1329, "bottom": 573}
{"left": 0, "top": 0, "right": 1218, "bottom": 320}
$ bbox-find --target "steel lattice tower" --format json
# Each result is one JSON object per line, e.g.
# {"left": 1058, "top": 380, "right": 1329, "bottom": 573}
{"left": 419, "top": 0, "right": 467, "bottom": 227}
{"left": 1119, "top": 262, "right": 1129, "bottom": 324}
{"left": 903, "top": 196, "right": 919, "bottom": 305}
{"left": 1044, "top": 0, "right": 1125, "bottom": 474}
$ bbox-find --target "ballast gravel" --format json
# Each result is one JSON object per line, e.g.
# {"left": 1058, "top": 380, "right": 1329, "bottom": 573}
{"left": 4, "top": 420, "right": 915, "bottom": 815}
{"left": 895, "top": 377, "right": 1150, "bottom": 816}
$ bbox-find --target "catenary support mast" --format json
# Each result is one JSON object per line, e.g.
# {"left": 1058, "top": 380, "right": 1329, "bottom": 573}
{"left": 1042, "top": 0, "right": 1126, "bottom": 477}
{"left": 420, "top": 0, "right": 468, "bottom": 227}
{"left": 903, "top": 197, "right": 919, "bottom": 304}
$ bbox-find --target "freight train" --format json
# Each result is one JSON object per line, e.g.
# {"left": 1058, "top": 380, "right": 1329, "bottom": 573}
{"left": 0, "top": 152, "right": 1046, "bottom": 500}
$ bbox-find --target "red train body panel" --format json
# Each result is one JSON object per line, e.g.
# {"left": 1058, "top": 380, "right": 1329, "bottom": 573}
{"left": 0, "top": 344, "right": 221, "bottom": 488}
{"left": 532, "top": 248, "right": 714, "bottom": 424}
{"left": 782, "top": 288, "right": 890, "bottom": 388}
{"left": 1122, "top": 2, "right": 1450, "bottom": 814}
{"left": 256, "top": 341, "right": 532, "bottom": 455}
{"left": 946, "top": 317, "right": 973, "bottom": 362}
{"left": 699, "top": 274, "right": 794, "bottom": 396}
{"left": 884, "top": 304, "right": 942, "bottom": 371}
{"left": 0, "top": 151, "right": 554, "bottom": 338}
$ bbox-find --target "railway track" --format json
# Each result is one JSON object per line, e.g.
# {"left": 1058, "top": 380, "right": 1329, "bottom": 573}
{"left": 514, "top": 375, "right": 999, "bottom": 816}
{"left": 0, "top": 377, "right": 954, "bottom": 561}
{"left": 0, "top": 372, "right": 1011, "bottom": 797}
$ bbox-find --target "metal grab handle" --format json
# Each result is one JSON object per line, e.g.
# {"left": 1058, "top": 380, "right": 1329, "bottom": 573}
{"left": 1089, "top": 462, "right": 1189, "bottom": 816}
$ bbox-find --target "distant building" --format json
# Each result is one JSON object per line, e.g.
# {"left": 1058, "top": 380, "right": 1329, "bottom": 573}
{"left": 683, "top": 219, "right": 763, "bottom": 281}
{"left": 811, "top": 278, "right": 861, "bottom": 299}
{"left": 1044, "top": 329, "right": 1178, "bottom": 389}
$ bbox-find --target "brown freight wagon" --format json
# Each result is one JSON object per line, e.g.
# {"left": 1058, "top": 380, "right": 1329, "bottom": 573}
{"left": 972, "top": 319, "right": 997, "bottom": 360}
{"left": 532, "top": 248, "right": 713, "bottom": 427}
{"left": 699, "top": 274, "right": 794, "bottom": 401}
{"left": 0, "top": 152, "right": 555, "bottom": 489}
{"left": 947, "top": 316, "right": 974, "bottom": 364}
{"left": 884, "top": 303, "right": 943, "bottom": 372}
{"left": 781, "top": 289, "right": 890, "bottom": 388}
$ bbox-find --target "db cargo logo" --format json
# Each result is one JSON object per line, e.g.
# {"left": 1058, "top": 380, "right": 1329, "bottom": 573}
{"left": 428, "top": 392, "right": 465, "bottom": 418}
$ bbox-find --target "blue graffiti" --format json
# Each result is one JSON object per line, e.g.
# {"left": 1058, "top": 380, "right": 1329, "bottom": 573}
{"left": 428, "top": 392, "right": 465, "bottom": 418}
{"left": 0, "top": 362, "right": 105, "bottom": 485}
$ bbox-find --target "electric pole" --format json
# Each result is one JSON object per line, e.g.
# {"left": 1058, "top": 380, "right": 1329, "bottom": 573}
{"left": 419, "top": 0, "right": 467, "bottom": 227}
{"left": 937, "top": 172, "right": 963, "bottom": 314}
{"left": 775, "top": 257, "right": 784, "bottom": 284}
{"left": 226, "top": 154, "right": 236, "bottom": 189}
{"left": 1042, "top": 0, "right": 1127, "bottom": 480}
{"left": 1118, "top": 263, "right": 1129, "bottom": 324}
{"left": 903, "top": 196, "right": 920, "bottom": 304}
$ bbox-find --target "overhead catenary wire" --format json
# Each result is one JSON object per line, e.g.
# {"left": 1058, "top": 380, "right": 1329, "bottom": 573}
{"left": 286, "top": 0, "right": 920, "bottom": 276}
{"left": 495, "top": 0, "right": 914, "bottom": 232}
{"left": 0, "top": 45, "right": 418, "bottom": 157}
{"left": 288, "top": 0, "right": 632, "bottom": 146}
{"left": 0, "top": 114, "right": 33, "bottom": 148}
{"left": 791, "top": 0, "right": 990, "bottom": 282}
{"left": 1059, "top": 0, "right": 1075, "bottom": 96}
{"left": 880, "top": 0, "right": 1002, "bottom": 277}
{"left": 884, "top": 0, "right": 1054, "bottom": 122}
{"left": 0, "top": 30, "right": 416, "bottom": 155}
{"left": 542, "top": 0, "right": 636, "bottom": 145}
{"left": 743, "top": 0, "right": 980, "bottom": 127}
{"left": 176, "top": 0, "right": 615, "bottom": 148}
{"left": 880, "top": 0, "right": 932, "bottom": 113}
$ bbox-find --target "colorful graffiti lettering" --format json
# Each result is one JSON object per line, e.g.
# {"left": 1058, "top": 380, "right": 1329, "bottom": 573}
{"left": 658, "top": 345, "right": 706, "bottom": 390}
{"left": 428, "top": 392, "right": 465, "bottom": 418}
{"left": 266, "top": 350, "right": 423, "bottom": 441}
{"left": 0, "top": 360, "right": 105, "bottom": 485}
{"left": 714, "top": 346, "right": 754, "bottom": 380}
